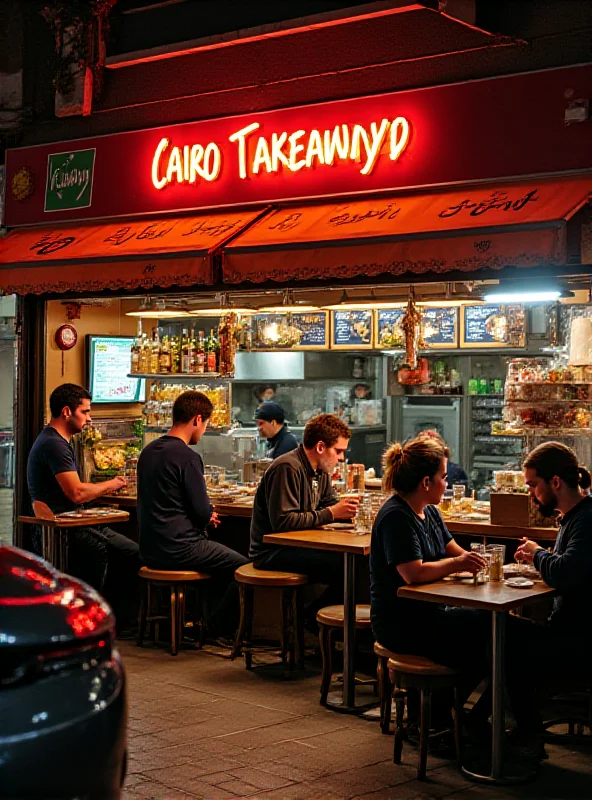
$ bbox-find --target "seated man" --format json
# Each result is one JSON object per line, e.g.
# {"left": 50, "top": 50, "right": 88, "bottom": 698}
{"left": 137, "top": 390, "right": 247, "bottom": 639}
{"left": 416, "top": 429, "right": 469, "bottom": 488}
{"left": 249, "top": 413, "right": 359, "bottom": 610}
{"left": 27, "top": 383, "right": 140, "bottom": 629}
{"left": 509, "top": 441, "right": 592, "bottom": 752}
{"left": 255, "top": 401, "right": 298, "bottom": 459}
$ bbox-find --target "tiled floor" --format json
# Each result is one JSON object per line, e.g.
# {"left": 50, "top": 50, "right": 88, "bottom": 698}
{"left": 119, "top": 640, "right": 592, "bottom": 800}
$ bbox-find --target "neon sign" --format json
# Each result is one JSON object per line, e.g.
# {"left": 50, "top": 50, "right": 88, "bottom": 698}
{"left": 151, "top": 116, "right": 410, "bottom": 190}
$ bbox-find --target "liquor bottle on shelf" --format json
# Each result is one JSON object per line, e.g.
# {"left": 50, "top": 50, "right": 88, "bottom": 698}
{"left": 130, "top": 323, "right": 142, "bottom": 374}
{"left": 196, "top": 331, "right": 205, "bottom": 374}
{"left": 159, "top": 335, "right": 172, "bottom": 373}
{"left": 206, "top": 328, "right": 218, "bottom": 373}
{"left": 138, "top": 334, "right": 151, "bottom": 374}
{"left": 150, "top": 328, "right": 161, "bottom": 374}
{"left": 181, "top": 328, "right": 191, "bottom": 374}
{"left": 170, "top": 335, "right": 180, "bottom": 373}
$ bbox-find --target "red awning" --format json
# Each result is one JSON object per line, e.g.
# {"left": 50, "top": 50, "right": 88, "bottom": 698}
{"left": 0, "top": 210, "right": 264, "bottom": 295}
{"left": 222, "top": 176, "right": 592, "bottom": 284}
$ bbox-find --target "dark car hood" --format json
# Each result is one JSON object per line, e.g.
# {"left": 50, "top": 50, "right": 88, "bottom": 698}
{"left": 0, "top": 546, "right": 114, "bottom": 649}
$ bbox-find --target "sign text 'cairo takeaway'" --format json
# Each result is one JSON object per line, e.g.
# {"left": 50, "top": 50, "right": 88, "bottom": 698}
{"left": 151, "top": 117, "right": 411, "bottom": 190}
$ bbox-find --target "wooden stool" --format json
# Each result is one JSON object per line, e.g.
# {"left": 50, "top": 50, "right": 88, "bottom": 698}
{"left": 232, "top": 563, "right": 307, "bottom": 670}
{"left": 137, "top": 567, "right": 211, "bottom": 656}
{"left": 388, "top": 655, "right": 462, "bottom": 781}
{"left": 374, "top": 642, "right": 399, "bottom": 734}
{"left": 317, "top": 604, "right": 373, "bottom": 706}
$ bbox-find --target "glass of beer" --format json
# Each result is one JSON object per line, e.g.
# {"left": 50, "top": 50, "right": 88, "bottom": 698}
{"left": 486, "top": 544, "right": 505, "bottom": 581}
{"left": 440, "top": 489, "right": 453, "bottom": 514}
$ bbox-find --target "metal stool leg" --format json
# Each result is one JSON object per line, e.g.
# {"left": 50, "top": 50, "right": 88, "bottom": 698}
{"left": 418, "top": 688, "right": 431, "bottom": 781}
{"left": 170, "top": 585, "right": 179, "bottom": 656}
{"left": 243, "top": 585, "right": 254, "bottom": 670}
{"left": 137, "top": 580, "right": 148, "bottom": 647}
{"left": 378, "top": 656, "right": 392, "bottom": 734}
{"left": 318, "top": 623, "right": 333, "bottom": 705}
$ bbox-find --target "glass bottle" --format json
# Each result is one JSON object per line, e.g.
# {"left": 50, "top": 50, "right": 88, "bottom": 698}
{"left": 170, "top": 335, "right": 181, "bottom": 373}
{"left": 181, "top": 328, "right": 191, "bottom": 374}
{"left": 150, "top": 328, "right": 161, "bottom": 374}
{"left": 188, "top": 328, "right": 198, "bottom": 373}
{"left": 206, "top": 328, "right": 218, "bottom": 373}
{"left": 159, "top": 335, "right": 172, "bottom": 373}
{"left": 196, "top": 331, "right": 205, "bottom": 374}
{"left": 130, "top": 323, "right": 142, "bottom": 374}
{"left": 138, "top": 334, "right": 151, "bottom": 374}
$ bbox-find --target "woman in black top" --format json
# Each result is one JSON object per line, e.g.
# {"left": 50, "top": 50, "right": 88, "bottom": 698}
{"left": 370, "top": 437, "right": 488, "bottom": 685}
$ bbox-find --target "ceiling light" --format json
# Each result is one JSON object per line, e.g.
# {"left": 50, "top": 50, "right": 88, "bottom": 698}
{"left": 189, "top": 292, "right": 256, "bottom": 316}
{"left": 416, "top": 282, "right": 484, "bottom": 307}
{"left": 483, "top": 289, "right": 561, "bottom": 304}
{"left": 323, "top": 290, "right": 406, "bottom": 310}
{"left": 259, "top": 290, "right": 319, "bottom": 313}
{"left": 126, "top": 297, "right": 191, "bottom": 318}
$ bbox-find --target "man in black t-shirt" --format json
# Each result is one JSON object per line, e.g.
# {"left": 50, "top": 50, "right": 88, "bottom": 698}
{"left": 137, "top": 390, "right": 247, "bottom": 638}
{"left": 27, "top": 383, "right": 140, "bottom": 627}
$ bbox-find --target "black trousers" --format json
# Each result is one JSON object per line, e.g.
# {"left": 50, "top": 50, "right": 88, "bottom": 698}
{"left": 146, "top": 537, "right": 248, "bottom": 636}
{"left": 67, "top": 526, "right": 141, "bottom": 629}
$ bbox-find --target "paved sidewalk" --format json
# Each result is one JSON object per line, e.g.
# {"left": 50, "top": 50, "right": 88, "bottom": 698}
{"left": 119, "top": 640, "right": 592, "bottom": 799}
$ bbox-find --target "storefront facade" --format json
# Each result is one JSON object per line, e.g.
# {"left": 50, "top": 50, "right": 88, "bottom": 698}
{"left": 1, "top": 33, "right": 591, "bottom": 539}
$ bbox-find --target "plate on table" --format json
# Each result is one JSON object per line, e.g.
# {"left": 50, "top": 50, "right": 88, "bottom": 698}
{"left": 56, "top": 512, "right": 85, "bottom": 519}
{"left": 320, "top": 522, "right": 356, "bottom": 530}
{"left": 503, "top": 563, "right": 539, "bottom": 578}
{"left": 443, "top": 571, "right": 473, "bottom": 581}
{"left": 504, "top": 577, "right": 535, "bottom": 588}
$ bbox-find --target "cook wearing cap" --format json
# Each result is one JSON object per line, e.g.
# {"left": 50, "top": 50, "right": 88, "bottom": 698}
{"left": 254, "top": 402, "right": 299, "bottom": 459}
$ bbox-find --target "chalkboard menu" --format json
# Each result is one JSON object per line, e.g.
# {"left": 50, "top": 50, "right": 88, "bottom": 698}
{"left": 87, "top": 335, "right": 145, "bottom": 403}
{"left": 422, "top": 307, "right": 458, "bottom": 348}
{"left": 290, "top": 311, "right": 328, "bottom": 349}
{"left": 331, "top": 310, "right": 374, "bottom": 349}
{"left": 461, "top": 304, "right": 526, "bottom": 348}
{"left": 374, "top": 308, "right": 405, "bottom": 348}
{"left": 250, "top": 311, "right": 328, "bottom": 349}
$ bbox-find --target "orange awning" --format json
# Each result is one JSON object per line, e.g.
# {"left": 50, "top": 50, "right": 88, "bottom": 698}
{"left": 222, "top": 176, "right": 592, "bottom": 284}
{"left": 0, "top": 210, "right": 264, "bottom": 294}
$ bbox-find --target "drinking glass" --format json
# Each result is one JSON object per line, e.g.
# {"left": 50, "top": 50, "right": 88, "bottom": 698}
{"left": 460, "top": 489, "right": 475, "bottom": 515}
{"left": 439, "top": 489, "right": 453, "bottom": 513}
{"left": 486, "top": 544, "right": 505, "bottom": 582}
{"left": 452, "top": 484, "right": 466, "bottom": 503}
{"left": 474, "top": 552, "right": 491, "bottom": 584}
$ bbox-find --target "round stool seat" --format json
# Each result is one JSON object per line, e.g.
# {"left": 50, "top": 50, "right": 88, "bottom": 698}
{"left": 139, "top": 566, "right": 211, "bottom": 582}
{"left": 374, "top": 641, "right": 398, "bottom": 659}
{"left": 316, "top": 604, "right": 371, "bottom": 628}
{"left": 235, "top": 563, "right": 307, "bottom": 587}
{"left": 387, "top": 654, "right": 457, "bottom": 677}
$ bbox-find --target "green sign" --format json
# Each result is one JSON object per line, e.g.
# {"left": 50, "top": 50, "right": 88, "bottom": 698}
{"left": 45, "top": 148, "right": 96, "bottom": 212}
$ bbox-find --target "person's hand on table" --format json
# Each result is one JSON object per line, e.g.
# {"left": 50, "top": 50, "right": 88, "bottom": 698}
{"left": 453, "top": 550, "right": 487, "bottom": 575}
{"left": 209, "top": 511, "right": 221, "bottom": 528}
{"left": 109, "top": 476, "right": 127, "bottom": 492}
{"left": 330, "top": 497, "right": 360, "bottom": 521}
{"left": 515, "top": 537, "right": 544, "bottom": 564}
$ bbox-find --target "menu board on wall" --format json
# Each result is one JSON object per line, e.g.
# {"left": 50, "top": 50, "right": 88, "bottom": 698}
{"left": 461, "top": 304, "right": 526, "bottom": 348}
{"left": 374, "top": 308, "right": 405, "bottom": 349}
{"left": 422, "top": 307, "right": 458, "bottom": 348}
{"left": 250, "top": 311, "right": 328, "bottom": 349}
{"left": 331, "top": 310, "right": 374, "bottom": 349}
{"left": 289, "top": 311, "right": 329, "bottom": 349}
{"left": 87, "top": 335, "right": 145, "bottom": 403}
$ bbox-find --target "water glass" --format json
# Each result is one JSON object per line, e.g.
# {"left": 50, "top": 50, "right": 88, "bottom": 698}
{"left": 452, "top": 484, "right": 466, "bottom": 503}
{"left": 474, "top": 552, "right": 491, "bottom": 584}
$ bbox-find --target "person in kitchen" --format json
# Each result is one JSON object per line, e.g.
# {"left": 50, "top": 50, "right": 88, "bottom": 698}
{"left": 416, "top": 429, "right": 469, "bottom": 489}
{"left": 254, "top": 401, "right": 298, "bottom": 459}
{"left": 26, "top": 383, "right": 141, "bottom": 632}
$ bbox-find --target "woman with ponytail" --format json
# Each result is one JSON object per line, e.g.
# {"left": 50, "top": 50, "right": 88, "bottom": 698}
{"left": 370, "top": 437, "right": 489, "bottom": 709}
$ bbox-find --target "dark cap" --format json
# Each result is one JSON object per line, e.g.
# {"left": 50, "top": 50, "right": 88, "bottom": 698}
{"left": 254, "top": 402, "right": 285, "bottom": 423}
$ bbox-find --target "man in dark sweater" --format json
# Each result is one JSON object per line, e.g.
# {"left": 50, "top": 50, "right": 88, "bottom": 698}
{"left": 255, "top": 402, "right": 298, "bottom": 459}
{"left": 506, "top": 442, "right": 592, "bottom": 757}
{"left": 137, "top": 390, "right": 247, "bottom": 637}
{"left": 250, "top": 414, "right": 359, "bottom": 606}
{"left": 27, "top": 383, "right": 140, "bottom": 629}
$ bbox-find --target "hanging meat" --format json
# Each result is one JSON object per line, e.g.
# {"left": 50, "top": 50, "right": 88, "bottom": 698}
{"left": 401, "top": 294, "right": 424, "bottom": 370}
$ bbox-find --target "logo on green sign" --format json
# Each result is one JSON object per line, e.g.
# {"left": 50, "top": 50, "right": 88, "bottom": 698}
{"left": 45, "top": 148, "right": 96, "bottom": 212}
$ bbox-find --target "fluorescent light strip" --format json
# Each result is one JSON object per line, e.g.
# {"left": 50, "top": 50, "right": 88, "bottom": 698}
{"left": 483, "top": 291, "right": 561, "bottom": 304}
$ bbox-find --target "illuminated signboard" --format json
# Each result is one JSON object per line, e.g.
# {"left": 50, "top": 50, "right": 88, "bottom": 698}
{"left": 151, "top": 117, "right": 410, "bottom": 189}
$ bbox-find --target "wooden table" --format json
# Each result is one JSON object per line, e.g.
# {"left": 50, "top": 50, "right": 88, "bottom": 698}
{"left": 99, "top": 494, "right": 138, "bottom": 509}
{"left": 100, "top": 495, "right": 254, "bottom": 519}
{"left": 398, "top": 578, "right": 556, "bottom": 784}
{"left": 446, "top": 519, "right": 557, "bottom": 542}
{"left": 18, "top": 509, "right": 130, "bottom": 572}
{"left": 263, "top": 528, "right": 371, "bottom": 712}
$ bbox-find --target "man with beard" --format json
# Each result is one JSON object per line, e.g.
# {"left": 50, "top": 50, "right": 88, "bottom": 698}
{"left": 505, "top": 442, "right": 592, "bottom": 759}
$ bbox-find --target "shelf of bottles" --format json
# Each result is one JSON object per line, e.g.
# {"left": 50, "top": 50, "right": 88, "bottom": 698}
{"left": 492, "top": 356, "right": 592, "bottom": 436}
{"left": 129, "top": 316, "right": 236, "bottom": 379}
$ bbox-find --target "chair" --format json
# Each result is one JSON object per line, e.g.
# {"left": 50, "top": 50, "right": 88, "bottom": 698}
{"left": 543, "top": 682, "right": 592, "bottom": 744}
{"left": 388, "top": 654, "right": 462, "bottom": 781}
{"left": 231, "top": 563, "right": 308, "bottom": 669}
{"left": 374, "top": 641, "right": 399, "bottom": 734}
{"left": 137, "top": 567, "right": 211, "bottom": 656}
{"left": 316, "top": 604, "right": 374, "bottom": 705}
